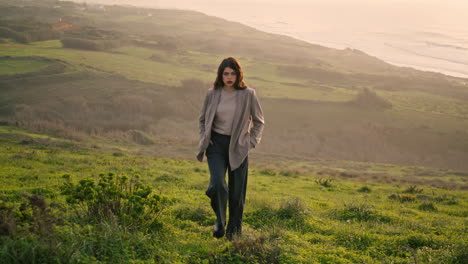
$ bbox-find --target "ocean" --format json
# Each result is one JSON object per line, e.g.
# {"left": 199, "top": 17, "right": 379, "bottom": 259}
{"left": 160, "top": 1, "right": 468, "bottom": 79}
{"left": 84, "top": 0, "right": 468, "bottom": 78}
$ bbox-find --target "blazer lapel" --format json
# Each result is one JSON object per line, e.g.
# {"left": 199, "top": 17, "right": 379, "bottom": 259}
{"left": 230, "top": 89, "right": 247, "bottom": 138}
{"left": 206, "top": 88, "right": 222, "bottom": 129}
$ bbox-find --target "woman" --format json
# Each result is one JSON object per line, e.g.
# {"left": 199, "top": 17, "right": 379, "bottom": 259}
{"left": 197, "top": 57, "right": 265, "bottom": 240}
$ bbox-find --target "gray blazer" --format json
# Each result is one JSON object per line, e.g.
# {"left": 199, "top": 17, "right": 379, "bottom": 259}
{"left": 197, "top": 87, "right": 265, "bottom": 170}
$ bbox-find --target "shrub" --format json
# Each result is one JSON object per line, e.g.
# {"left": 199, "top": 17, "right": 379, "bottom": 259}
{"left": 112, "top": 152, "right": 124, "bottom": 157}
{"left": 0, "top": 193, "right": 60, "bottom": 238}
{"left": 245, "top": 198, "right": 311, "bottom": 231}
{"left": 61, "top": 37, "right": 101, "bottom": 50}
{"left": 208, "top": 231, "right": 283, "bottom": 264}
{"left": 357, "top": 186, "right": 371, "bottom": 193}
{"left": 316, "top": 177, "right": 333, "bottom": 187}
{"left": 334, "top": 204, "right": 391, "bottom": 223}
{"left": 0, "top": 26, "right": 29, "bottom": 43}
{"left": 229, "top": 232, "right": 282, "bottom": 264}
{"left": 350, "top": 88, "right": 392, "bottom": 109}
{"left": 388, "top": 193, "right": 417, "bottom": 203}
{"left": 259, "top": 169, "right": 276, "bottom": 176}
{"left": 452, "top": 243, "right": 468, "bottom": 264}
{"left": 404, "top": 234, "right": 435, "bottom": 249}
{"left": 128, "top": 129, "right": 154, "bottom": 145}
{"left": 418, "top": 202, "right": 437, "bottom": 212}
{"left": 60, "top": 173, "right": 171, "bottom": 231}
{"left": 403, "top": 185, "right": 423, "bottom": 194}
{"left": 0, "top": 201, "right": 16, "bottom": 236}
{"left": 434, "top": 195, "right": 458, "bottom": 205}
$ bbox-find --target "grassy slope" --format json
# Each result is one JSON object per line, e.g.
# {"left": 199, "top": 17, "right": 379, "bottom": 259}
{"left": 0, "top": 2, "right": 467, "bottom": 263}
{"left": 1, "top": 2, "right": 468, "bottom": 172}
{"left": 0, "top": 57, "right": 51, "bottom": 75}
{"left": 0, "top": 126, "right": 467, "bottom": 263}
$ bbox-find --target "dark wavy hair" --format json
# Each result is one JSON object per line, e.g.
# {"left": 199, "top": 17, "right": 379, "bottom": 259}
{"left": 213, "top": 57, "right": 247, "bottom": 90}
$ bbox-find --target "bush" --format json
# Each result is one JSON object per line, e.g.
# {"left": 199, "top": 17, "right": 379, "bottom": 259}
{"left": 259, "top": 169, "right": 276, "bottom": 176}
{"left": 245, "top": 198, "right": 311, "bottom": 231}
{"left": 334, "top": 204, "right": 391, "bottom": 223}
{"left": 418, "top": 202, "right": 437, "bottom": 212}
{"left": 404, "top": 234, "right": 435, "bottom": 249}
{"left": 229, "top": 232, "right": 282, "bottom": 264}
{"left": 403, "top": 185, "right": 423, "bottom": 194}
{"left": 0, "top": 26, "right": 29, "bottom": 43}
{"left": 128, "top": 129, "right": 154, "bottom": 145}
{"left": 357, "top": 186, "right": 371, "bottom": 193}
{"left": 26, "top": 28, "right": 62, "bottom": 42}
{"left": 208, "top": 231, "right": 283, "bottom": 264}
{"left": 0, "top": 193, "right": 59, "bottom": 237}
{"left": 60, "top": 173, "right": 171, "bottom": 231}
{"left": 350, "top": 88, "right": 392, "bottom": 109}
{"left": 389, "top": 193, "right": 417, "bottom": 203}
{"left": 316, "top": 177, "right": 333, "bottom": 187}
{"left": 61, "top": 37, "right": 101, "bottom": 50}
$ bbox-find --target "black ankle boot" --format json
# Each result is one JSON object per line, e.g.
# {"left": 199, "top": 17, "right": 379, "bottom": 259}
{"left": 226, "top": 225, "right": 242, "bottom": 241}
{"left": 213, "top": 220, "right": 225, "bottom": 238}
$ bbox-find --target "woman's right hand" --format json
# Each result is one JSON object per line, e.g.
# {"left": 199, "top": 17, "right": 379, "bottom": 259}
{"left": 196, "top": 152, "right": 204, "bottom": 162}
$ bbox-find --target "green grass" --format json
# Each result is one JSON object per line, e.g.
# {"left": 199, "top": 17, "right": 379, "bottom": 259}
{"left": 0, "top": 40, "right": 359, "bottom": 102}
{"left": 0, "top": 126, "right": 467, "bottom": 263}
{"left": 0, "top": 40, "right": 212, "bottom": 86}
{"left": 1, "top": 39, "right": 467, "bottom": 115}
{"left": 382, "top": 90, "right": 468, "bottom": 119}
{"left": 0, "top": 57, "right": 51, "bottom": 75}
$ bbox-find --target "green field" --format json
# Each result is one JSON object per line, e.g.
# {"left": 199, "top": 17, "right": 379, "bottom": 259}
{"left": 0, "top": 126, "right": 467, "bottom": 263}
{"left": 0, "top": 1, "right": 467, "bottom": 262}
{"left": 0, "top": 57, "right": 51, "bottom": 75}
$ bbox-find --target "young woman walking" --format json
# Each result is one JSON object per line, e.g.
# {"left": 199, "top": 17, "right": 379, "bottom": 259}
{"left": 197, "top": 57, "right": 265, "bottom": 240}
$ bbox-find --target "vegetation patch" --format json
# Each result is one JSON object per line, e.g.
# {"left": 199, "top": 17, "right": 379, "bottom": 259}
{"left": 357, "top": 186, "right": 371, "bottom": 193}
{"left": 61, "top": 173, "right": 171, "bottom": 231}
{"left": 389, "top": 193, "right": 417, "bottom": 203}
{"left": 315, "top": 177, "right": 333, "bottom": 187}
{"left": 349, "top": 88, "right": 392, "bottom": 109}
{"left": 0, "top": 19, "right": 61, "bottom": 44}
{"left": 173, "top": 206, "right": 213, "bottom": 226}
{"left": 403, "top": 185, "right": 424, "bottom": 194}
{"left": 334, "top": 230, "right": 376, "bottom": 250}
{"left": 154, "top": 173, "right": 184, "bottom": 184}
{"left": 0, "top": 57, "right": 51, "bottom": 75}
{"left": 333, "top": 204, "right": 391, "bottom": 223}
{"left": 418, "top": 202, "right": 437, "bottom": 212}
{"left": 245, "top": 198, "right": 311, "bottom": 232}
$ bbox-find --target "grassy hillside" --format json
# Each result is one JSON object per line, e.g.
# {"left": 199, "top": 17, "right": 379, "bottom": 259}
{"left": 0, "top": 126, "right": 467, "bottom": 263}
{"left": 0, "top": 0, "right": 468, "bottom": 171}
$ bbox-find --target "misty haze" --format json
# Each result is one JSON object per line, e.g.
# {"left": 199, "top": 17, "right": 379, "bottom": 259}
{"left": 0, "top": 0, "right": 467, "bottom": 263}
{"left": 83, "top": 0, "right": 468, "bottom": 78}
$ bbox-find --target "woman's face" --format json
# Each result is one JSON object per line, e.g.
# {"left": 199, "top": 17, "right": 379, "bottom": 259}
{"left": 222, "top": 67, "right": 237, "bottom": 87}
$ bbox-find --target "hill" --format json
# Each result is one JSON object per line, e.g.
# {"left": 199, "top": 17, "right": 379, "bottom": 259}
{"left": 0, "top": 0, "right": 468, "bottom": 172}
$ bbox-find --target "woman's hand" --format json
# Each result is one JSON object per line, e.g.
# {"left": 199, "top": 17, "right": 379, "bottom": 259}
{"left": 197, "top": 152, "right": 204, "bottom": 162}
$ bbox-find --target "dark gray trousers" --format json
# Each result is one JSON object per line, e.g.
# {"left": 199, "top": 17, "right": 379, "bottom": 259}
{"left": 205, "top": 131, "right": 248, "bottom": 237}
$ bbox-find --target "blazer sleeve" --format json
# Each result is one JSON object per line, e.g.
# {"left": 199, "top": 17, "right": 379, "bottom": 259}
{"left": 249, "top": 89, "right": 265, "bottom": 148}
{"left": 198, "top": 90, "right": 210, "bottom": 139}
